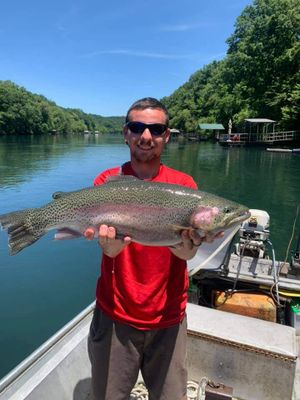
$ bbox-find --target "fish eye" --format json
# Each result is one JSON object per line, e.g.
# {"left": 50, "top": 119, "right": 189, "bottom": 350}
{"left": 223, "top": 206, "right": 232, "bottom": 214}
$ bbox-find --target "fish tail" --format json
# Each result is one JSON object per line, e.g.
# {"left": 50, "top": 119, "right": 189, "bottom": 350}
{"left": 0, "top": 209, "right": 45, "bottom": 255}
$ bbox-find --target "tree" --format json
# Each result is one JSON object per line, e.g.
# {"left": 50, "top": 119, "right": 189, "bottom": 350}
{"left": 226, "top": 0, "right": 300, "bottom": 127}
{"left": 162, "top": 0, "right": 300, "bottom": 132}
{"left": 0, "top": 81, "right": 124, "bottom": 135}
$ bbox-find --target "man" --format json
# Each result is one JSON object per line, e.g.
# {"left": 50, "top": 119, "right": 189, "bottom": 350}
{"left": 85, "top": 98, "right": 203, "bottom": 400}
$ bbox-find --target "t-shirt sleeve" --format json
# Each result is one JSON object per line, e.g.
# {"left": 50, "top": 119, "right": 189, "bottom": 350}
{"left": 172, "top": 172, "right": 198, "bottom": 190}
{"left": 93, "top": 167, "right": 121, "bottom": 186}
{"left": 180, "top": 174, "right": 198, "bottom": 190}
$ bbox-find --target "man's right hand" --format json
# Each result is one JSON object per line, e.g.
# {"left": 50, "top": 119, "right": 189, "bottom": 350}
{"left": 84, "top": 225, "right": 131, "bottom": 258}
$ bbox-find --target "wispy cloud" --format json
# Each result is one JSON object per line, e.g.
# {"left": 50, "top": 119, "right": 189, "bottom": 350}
{"left": 56, "top": 23, "right": 68, "bottom": 33}
{"left": 82, "top": 49, "right": 212, "bottom": 60}
{"left": 54, "top": 4, "right": 80, "bottom": 36}
{"left": 160, "top": 22, "right": 212, "bottom": 32}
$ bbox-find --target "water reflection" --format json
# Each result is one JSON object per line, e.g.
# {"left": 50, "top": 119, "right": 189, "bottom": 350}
{"left": 0, "top": 134, "right": 124, "bottom": 188}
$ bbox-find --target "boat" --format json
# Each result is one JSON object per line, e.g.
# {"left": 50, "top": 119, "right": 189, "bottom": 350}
{"left": 0, "top": 209, "right": 299, "bottom": 400}
{"left": 266, "top": 148, "right": 300, "bottom": 154}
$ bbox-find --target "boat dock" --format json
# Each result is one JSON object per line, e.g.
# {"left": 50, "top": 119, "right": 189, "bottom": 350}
{"left": 219, "top": 130, "right": 300, "bottom": 146}
{"left": 219, "top": 118, "right": 300, "bottom": 147}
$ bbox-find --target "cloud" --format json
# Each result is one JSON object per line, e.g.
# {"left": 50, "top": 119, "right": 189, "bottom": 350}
{"left": 82, "top": 49, "right": 208, "bottom": 60}
{"left": 160, "top": 22, "right": 212, "bottom": 32}
{"left": 56, "top": 23, "right": 68, "bottom": 33}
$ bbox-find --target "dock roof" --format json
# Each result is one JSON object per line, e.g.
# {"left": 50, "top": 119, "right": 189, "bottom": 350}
{"left": 199, "top": 123, "right": 225, "bottom": 130}
{"left": 245, "top": 119, "right": 275, "bottom": 123}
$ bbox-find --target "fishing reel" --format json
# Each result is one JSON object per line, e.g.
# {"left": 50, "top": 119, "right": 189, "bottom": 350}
{"left": 235, "top": 209, "right": 270, "bottom": 259}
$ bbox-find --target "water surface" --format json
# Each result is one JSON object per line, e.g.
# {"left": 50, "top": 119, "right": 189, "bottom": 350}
{"left": 0, "top": 134, "right": 299, "bottom": 378}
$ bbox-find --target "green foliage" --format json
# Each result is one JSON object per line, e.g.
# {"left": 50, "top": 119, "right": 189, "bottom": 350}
{"left": 0, "top": 81, "right": 124, "bottom": 135}
{"left": 162, "top": 0, "right": 300, "bottom": 133}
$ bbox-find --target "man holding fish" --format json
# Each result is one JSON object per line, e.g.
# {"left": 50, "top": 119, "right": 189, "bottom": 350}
{"left": 0, "top": 98, "right": 249, "bottom": 400}
{"left": 85, "top": 98, "right": 220, "bottom": 400}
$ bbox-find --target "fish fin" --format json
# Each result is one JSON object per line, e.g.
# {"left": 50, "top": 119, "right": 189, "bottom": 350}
{"left": 104, "top": 175, "right": 139, "bottom": 184}
{"left": 54, "top": 228, "right": 82, "bottom": 240}
{"left": 170, "top": 224, "right": 191, "bottom": 232}
{"left": 52, "top": 191, "right": 67, "bottom": 199}
{"left": 0, "top": 210, "right": 45, "bottom": 255}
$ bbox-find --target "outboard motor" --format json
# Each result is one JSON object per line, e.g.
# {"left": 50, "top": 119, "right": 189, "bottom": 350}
{"left": 235, "top": 209, "right": 270, "bottom": 258}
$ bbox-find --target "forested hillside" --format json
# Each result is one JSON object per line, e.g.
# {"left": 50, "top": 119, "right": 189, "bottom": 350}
{"left": 0, "top": 81, "right": 124, "bottom": 135}
{"left": 162, "top": 0, "right": 299, "bottom": 133}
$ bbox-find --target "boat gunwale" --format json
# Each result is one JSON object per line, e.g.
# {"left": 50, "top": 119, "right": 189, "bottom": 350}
{"left": 187, "top": 328, "right": 297, "bottom": 363}
{"left": 0, "top": 302, "right": 95, "bottom": 394}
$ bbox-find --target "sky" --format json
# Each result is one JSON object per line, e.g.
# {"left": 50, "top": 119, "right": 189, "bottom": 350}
{"left": 0, "top": 0, "right": 251, "bottom": 116}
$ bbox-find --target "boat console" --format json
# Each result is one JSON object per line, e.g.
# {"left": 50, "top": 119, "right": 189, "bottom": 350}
{"left": 189, "top": 209, "right": 300, "bottom": 330}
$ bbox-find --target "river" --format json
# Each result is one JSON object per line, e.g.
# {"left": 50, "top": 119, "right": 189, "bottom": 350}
{"left": 0, "top": 133, "right": 299, "bottom": 378}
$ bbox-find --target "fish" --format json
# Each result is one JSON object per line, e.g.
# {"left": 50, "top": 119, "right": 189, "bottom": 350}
{"left": 0, "top": 176, "right": 250, "bottom": 255}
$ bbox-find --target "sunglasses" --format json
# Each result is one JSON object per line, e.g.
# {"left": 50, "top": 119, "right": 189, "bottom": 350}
{"left": 126, "top": 121, "right": 167, "bottom": 137}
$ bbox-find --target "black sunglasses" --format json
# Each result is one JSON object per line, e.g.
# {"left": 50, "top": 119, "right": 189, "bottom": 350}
{"left": 126, "top": 121, "right": 167, "bottom": 137}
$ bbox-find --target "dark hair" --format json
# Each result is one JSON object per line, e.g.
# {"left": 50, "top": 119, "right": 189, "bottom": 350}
{"left": 125, "top": 97, "right": 169, "bottom": 126}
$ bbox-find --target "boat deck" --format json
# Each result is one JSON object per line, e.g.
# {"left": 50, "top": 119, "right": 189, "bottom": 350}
{"left": 0, "top": 302, "right": 298, "bottom": 400}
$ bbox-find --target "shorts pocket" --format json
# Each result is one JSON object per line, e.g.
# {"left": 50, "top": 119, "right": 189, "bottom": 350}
{"left": 89, "top": 307, "right": 111, "bottom": 341}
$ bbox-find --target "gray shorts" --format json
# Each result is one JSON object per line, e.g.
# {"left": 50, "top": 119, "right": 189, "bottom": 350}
{"left": 88, "top": 307, "right": 187, "bottom": 400}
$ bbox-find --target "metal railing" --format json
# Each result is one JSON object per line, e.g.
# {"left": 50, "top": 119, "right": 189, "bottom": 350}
{"left": 219, "top": 131, "right": 299, "bottom": 144}
{"left": 262, "top": 131, "right": 297, "bottom": 142}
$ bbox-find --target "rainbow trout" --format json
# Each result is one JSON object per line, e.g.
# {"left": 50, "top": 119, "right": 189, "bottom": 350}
{"left": 0, "top": 176, "right": 250, "bottom": 255}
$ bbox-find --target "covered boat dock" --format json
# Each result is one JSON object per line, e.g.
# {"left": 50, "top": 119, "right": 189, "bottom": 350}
{"left": 219, "top": 118, "right": 299, "bottom": 146}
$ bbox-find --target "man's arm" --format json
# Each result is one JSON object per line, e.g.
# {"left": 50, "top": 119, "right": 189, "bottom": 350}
{"left": 169, "top": 229, "right": 224, "bottom": 261}
{"left": 169, "top": 230, "right": 202, "bottom": 260}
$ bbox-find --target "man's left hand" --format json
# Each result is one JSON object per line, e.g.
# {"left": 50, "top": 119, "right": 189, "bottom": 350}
{"left": 169, "top": 230, "right": 224, "bottom": 260}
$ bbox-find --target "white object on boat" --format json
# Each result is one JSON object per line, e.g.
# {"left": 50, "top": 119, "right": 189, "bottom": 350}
{"left": 188, "top": 225, "right": 240, "bottom": 276}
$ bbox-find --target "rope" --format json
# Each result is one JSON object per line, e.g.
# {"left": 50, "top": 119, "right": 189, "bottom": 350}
{"left": 130, "top": 380, "right": 240, "bottom": 400}
{"left": 130, "top": 382, "right": 149, "bottom": 399}
{"left": 130, "top": 380, "right": 204, "bottom": 400}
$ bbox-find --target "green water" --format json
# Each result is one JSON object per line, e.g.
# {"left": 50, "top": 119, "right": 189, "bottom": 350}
{"left": 0, "top": 134, "right": 299, "bottom": 378}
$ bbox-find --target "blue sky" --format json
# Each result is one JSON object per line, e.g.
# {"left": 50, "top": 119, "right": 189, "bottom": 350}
{"left": 0, "top": 0, "right": 251, "bottom": 116}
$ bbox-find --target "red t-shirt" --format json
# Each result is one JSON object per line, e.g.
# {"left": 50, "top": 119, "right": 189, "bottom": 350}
{"left": 94, "top": 162, "right": 197, "bottom": 330}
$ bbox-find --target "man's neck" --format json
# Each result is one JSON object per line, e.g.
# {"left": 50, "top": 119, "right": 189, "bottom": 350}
{"left": 130, "top": 159, "right": 161, "bottom": 180}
